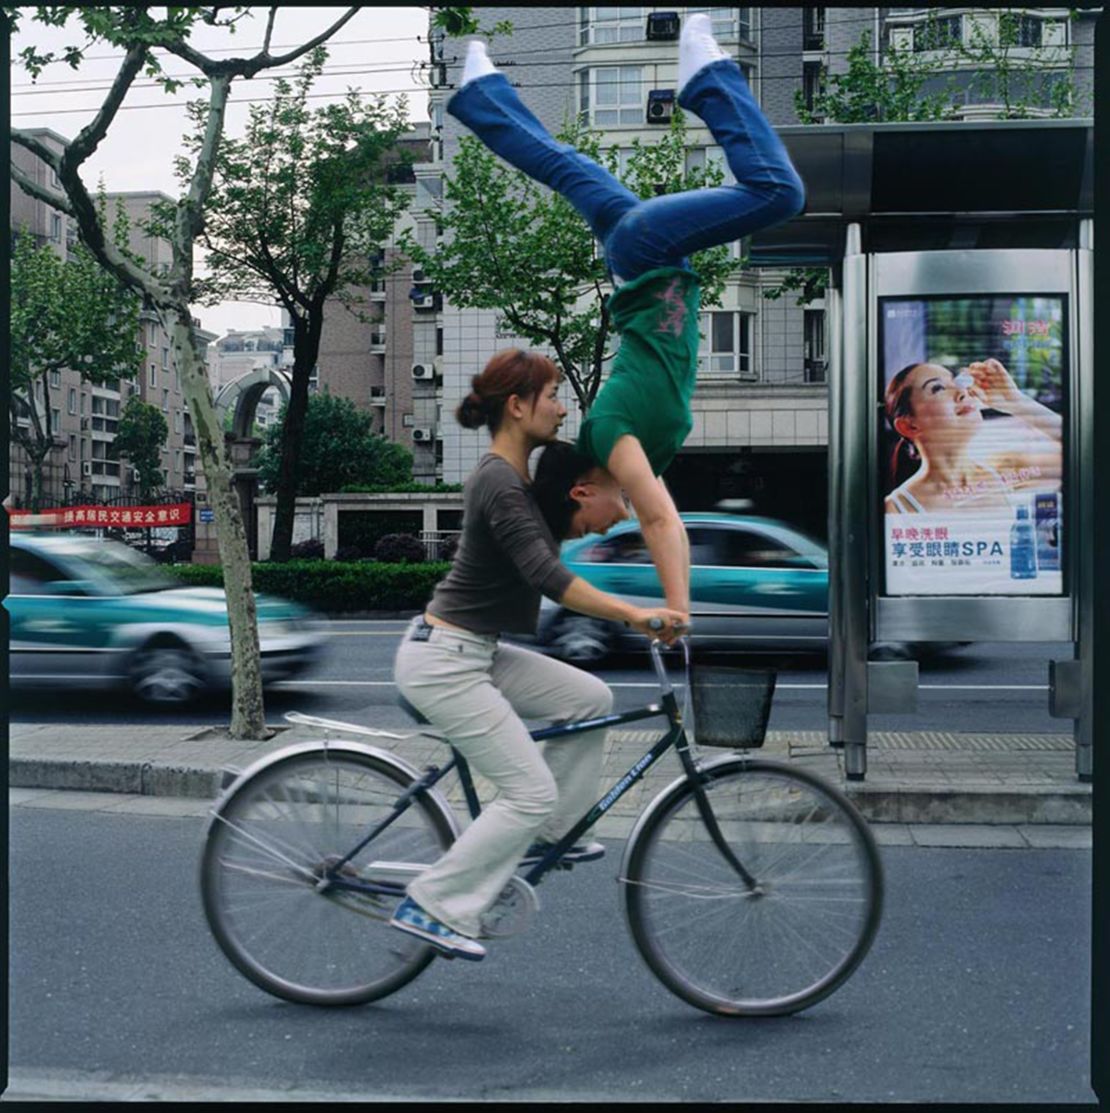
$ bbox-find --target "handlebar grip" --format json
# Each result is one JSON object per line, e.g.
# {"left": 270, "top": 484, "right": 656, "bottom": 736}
{"left": 648, "top": 617, "right": 665, "bottom": 632}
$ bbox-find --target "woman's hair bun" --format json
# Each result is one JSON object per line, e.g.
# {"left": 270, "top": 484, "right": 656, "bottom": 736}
{"left": 456, "top": 390, "right": 488, "bottom": 429}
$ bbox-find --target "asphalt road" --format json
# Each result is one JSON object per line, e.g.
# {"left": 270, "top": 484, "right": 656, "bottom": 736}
{"left": 7, "top": 804, "right": 1094, "bottom": 1103}
{"left": 8, "top": 620, "right": 1076, "bottom": 736}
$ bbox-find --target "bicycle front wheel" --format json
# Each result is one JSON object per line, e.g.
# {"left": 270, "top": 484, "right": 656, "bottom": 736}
{"left": 201, "top": 747, "right": 455, "bottom": 1006}
{"left": 623, "top": 757, "right": 882, "bottom": 1017}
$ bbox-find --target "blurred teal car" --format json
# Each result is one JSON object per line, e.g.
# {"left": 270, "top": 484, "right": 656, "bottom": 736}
{"left": 8, "top": 532, "right": 327, "bottom": 705}
{"left": 536, "top": 513, "right": 830, "bottom": 664}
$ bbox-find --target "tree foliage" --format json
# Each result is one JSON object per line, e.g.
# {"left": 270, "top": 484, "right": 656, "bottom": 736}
{"left": 110, "top": 395, "right": 169, "bottom": 500}
{"left": 10, "top": 192, "right": 144, "bottom": 509}
{"left": 254, "top": 393, "right": 413, "bottom": 497}
{"left": 402, "top": 109, "right": 736, "bottom": 414}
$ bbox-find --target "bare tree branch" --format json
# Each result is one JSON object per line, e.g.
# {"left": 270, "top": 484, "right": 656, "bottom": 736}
{"left": 67, "top": 44, "right": 148, "bottom": 168}
{"left": 262, "top": 7, "right": 278, "bottom": 54}
{"left": 8, "top": 158, "right": 75, "bottom": 218}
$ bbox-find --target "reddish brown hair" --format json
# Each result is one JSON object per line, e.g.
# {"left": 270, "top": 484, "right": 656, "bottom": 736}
{"left": 456, "top": 349, "right": 561, "bottom": 435}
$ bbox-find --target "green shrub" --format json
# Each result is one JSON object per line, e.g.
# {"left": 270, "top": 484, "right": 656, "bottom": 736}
{"left": 168, "top": 559, "right": 450, "bottom": 612}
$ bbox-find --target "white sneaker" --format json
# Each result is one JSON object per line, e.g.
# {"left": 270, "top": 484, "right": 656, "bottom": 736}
{"left": 677, "top": 13, "right": 730, "bottom": 94}
{"left": 460, "top": 39, "right": 497, "bottom": 87}
{"left": 389, "top": 896, "right": 487, "bottom": 961}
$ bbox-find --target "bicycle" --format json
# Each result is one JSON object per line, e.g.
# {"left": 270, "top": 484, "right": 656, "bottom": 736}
{"left": 200, "top": 634, "right": 883, "bottom": 1018}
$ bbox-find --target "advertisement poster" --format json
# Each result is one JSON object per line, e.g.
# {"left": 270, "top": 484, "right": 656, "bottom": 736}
{"left": 879, "top": 295, "right": 1065, "bottom": 596}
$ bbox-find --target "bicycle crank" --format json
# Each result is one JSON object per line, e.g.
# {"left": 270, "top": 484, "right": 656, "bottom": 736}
{"left": 478, "top": 875, "right": 540, "bottom": 939}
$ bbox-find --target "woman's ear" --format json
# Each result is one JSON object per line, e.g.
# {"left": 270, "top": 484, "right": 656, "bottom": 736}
{"left": 892, "top": 414, "right": 917, "bottom": 441}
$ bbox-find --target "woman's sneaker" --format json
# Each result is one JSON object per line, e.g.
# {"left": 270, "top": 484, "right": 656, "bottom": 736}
{"left": 389, "top": 896, "right": 487, "bottom": 961}
{"left": 520, "top": 840, "right": 606, "bottom": 867}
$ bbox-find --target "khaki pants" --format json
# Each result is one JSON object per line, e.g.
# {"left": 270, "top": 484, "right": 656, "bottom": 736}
{"left": 394, "top": 620, "right": 613, "bottom": 938}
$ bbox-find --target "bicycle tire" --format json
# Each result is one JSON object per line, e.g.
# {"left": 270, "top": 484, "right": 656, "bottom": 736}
{"left": 623, "top": 756, "right": 883, "bottom": 1017}
{"left": 200, "top": 746, "right": 455, "bottom": 1006}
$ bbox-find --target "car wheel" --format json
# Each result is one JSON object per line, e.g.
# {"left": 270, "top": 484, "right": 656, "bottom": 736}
{"left": 546, "top": 613, "right": 614, "bottom": 666}
{"left": 130, "top": 641, "right": 208, "bottom": 705}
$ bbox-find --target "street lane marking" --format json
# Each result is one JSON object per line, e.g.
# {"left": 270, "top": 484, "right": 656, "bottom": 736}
{"left": 275, "top": 680, "right": 1051, "bottom": 691}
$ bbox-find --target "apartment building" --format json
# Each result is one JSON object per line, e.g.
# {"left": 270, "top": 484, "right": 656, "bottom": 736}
{"left": 418, "top": 6, "right": 1092, "bottom": 536}
{"left": 8, "top": 140, "right": 216, "bottom": 507}
{"left": 311, "top": 124, "right": 438, "bottom": 483}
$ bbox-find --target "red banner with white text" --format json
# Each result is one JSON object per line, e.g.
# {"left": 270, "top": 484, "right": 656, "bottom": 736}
{"left": 7, "top": 502, "right": 193, "bottom": 529}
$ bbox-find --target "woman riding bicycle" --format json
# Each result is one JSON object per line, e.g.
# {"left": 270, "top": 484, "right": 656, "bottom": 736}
{"left": 391, "top": 349, "right": 685, "bottom": 961}
{"left": 447, "top": 15, "right": 805, "bottom": 628}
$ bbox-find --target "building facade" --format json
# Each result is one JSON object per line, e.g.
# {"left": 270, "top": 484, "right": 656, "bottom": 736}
{"left": 416, "top": 6, "right": 1092, "bottom": 538}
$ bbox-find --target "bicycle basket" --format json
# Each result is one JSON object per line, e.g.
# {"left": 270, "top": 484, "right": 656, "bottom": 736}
{"left": 689, "top": 663, "right": 777, "bottom": 748}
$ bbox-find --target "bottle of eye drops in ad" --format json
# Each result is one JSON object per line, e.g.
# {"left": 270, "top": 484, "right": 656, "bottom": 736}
{"left": 1010, "top": 504, "right": 1038, "bottom": 580}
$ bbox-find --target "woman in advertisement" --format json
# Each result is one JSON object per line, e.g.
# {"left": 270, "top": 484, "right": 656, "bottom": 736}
{"left": 883, "top": 356, "right": 1062, "bottom": 517}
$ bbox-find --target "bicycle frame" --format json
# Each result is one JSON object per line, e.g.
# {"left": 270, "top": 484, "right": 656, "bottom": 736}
{"left": 314, "top": 639, "right": 756, "bottom": 899}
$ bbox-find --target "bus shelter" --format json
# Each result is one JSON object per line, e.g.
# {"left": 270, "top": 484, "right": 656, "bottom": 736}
{"left": 749, "top": 119, "right": 1094, "bottom": 781}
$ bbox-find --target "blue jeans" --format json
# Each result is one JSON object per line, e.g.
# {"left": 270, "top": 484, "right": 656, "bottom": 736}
{"left": 446, "top": 59, "right": 805, "bottom": 281}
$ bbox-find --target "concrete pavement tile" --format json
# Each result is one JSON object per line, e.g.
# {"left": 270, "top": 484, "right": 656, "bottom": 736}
{"left": 869, "top": 824, "right": 914, "bottom": 846}
{"left": 8, "top": 788, "right": 56, "bottom": 805}
{"left": 1016, "top": 825, "right": 1092, "bottom": 849}
{"left": 107, "top": 796, "right": 215, "bottom": 818}
{"left": 908, "top": 824, "right": 1028, "bottom": 848}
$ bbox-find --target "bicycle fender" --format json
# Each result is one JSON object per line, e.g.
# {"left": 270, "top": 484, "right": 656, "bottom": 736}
{"left": 205, "top": 738, "right": 462, "bottom": 840}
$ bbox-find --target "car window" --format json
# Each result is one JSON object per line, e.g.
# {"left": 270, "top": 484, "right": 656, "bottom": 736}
{"left": 57, "top": 541, "right": 176, "bottom": 595}
{"left": 718, "top": 528, "right": 809, "bottom": 570}
{"left": 577, "top": 531, "right": 651, "bottom": 564}
{"left": 9, "top": 548, "right": 66, "bottom": 595}
{"left": 686, "top": 527, "right": 721, "bottom": 566}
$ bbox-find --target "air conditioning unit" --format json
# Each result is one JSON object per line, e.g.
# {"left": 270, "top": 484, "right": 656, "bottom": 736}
{"left": 412, "top": 427, "right": 433, "bottom": 443}
{"left": 646, "top": 11, "right": 680, "bottom": 40}
{"left": 647, "top": 89, "right": 675, "bottom": 124}
{"left": 412, "top": 292, "right": 436, "bottom": 310}
{"left": 888, "top": 26, "right": 914, "bottom": 51}
{"left": 412, "top": 363, "right": 436, "bottom": 381}
{"left": 82, "top": 461, "right": 93, "bottom": 477}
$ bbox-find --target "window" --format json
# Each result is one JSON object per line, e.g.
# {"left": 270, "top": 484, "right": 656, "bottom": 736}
{"left": 915, "top": 14, "right": 962, "bottom": 51}
{"left": 1011, "top": 13, "right": 1042, "bottom": 48}
{"left": 51, "top": 407, "right": 60, "bottom": 431}
{"left": 582, "top": 66, "right": 643, "bottom": 127}
{"left": 9, "top": 548, "right": 65, "bottom": 595}
{"left": 147, "top": 321, "right": 158, "bottom": 345}
{"left": 699, "top": 311, "right": 753, "bottom": 377}
{"left": 436, "top": 327, "right": 444, "bottom": 356}
{"left": 162, "top": 389, "right": 170, "bottom": 412}
{"left": 162, "top": 346, "right": 170, "bottom": 370}
{"left": 737, "top": 7, "right": 752, "bottom": 41}
{"left": 50, "top": 213, "right": 62, "bottom": 242}
{"left": 804, "top": 309, "right": 827, "bottom": 383}
{"left": 149, "top": 364, "right": 158, "bottom": 388}
{"left": 584, "top": 6, "right": 643, "bottom": 45}
{"left": 49, "top": 370, "right": 61, "bottom": 389}
{"left": 68, "top": 388, "right": 77, "bottom": 415}
{"left": 803, "top": 7, "right": 825, "bottom": 51}
{"left": 580, "top": 530, "right": 651, "bottom": 564}
{"left": 803, "top": 61, "right": 825, "bottom": 115}
{"left": 718, "top": 528, "right": 807, "bottom": 570}
{"left": 175, "top": 369, "right": 181, "bottom": 393}
{"left": 68, "top": 434, "right": 77, "bottom": 461}
{"left": 174, "top": 410, "right": 182, "bottom": 433}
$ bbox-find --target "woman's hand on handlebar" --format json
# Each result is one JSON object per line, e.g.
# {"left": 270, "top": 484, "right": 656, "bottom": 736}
{"left": 626, "top": 607, "right": 690, "bottom": 645}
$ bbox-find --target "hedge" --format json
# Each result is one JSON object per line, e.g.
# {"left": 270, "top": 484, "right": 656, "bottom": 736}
{"left": 168, "top": 559, "right": 451, "bottom": 613}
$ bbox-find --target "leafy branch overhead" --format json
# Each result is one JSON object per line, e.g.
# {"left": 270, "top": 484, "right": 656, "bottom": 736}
{"left": 401, "top": 108, "right": 736, "bottom": 414}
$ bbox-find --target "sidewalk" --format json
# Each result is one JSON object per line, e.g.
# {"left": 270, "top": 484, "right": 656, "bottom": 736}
{"left": 8, "top": 717, "right": 1090, "bottom": 848}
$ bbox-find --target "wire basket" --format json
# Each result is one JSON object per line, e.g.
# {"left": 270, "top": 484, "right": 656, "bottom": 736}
{"left": 689, "top": 663, "right": 777, "bottom": 748}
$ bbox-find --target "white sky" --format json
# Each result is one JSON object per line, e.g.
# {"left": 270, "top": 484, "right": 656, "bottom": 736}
{"left": 10, "top": 6, "right": 432, "bottom": 338}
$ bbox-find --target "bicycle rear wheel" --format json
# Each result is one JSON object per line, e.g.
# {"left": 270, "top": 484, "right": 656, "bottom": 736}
{"left": 623, "top": 757, "right": 882, "bottom": 1017}
{"left": 201, "top": 747, "right": 455, "bottom": 1006}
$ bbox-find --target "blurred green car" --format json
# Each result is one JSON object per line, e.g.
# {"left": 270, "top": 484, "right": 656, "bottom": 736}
{"left": 8, "top": 532, "right": 327, "bottom": 705}
{"left": 535, "top": 513, "right": 830, "bottom": 664}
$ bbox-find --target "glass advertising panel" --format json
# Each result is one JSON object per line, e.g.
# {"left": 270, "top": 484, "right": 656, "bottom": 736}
{"left": 879, "top": 295, "right": 1065, "bottom": 596}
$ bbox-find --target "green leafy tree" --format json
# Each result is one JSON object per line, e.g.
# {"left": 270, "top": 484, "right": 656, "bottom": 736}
{"left": 170, "top": 47, "right": 412, "bottom": 563}
{"left": 9, "top": 5, "right": 362, "bottom": 740}
{"left": 402, "top": 109, "right": 736, "bottom": 415}
{"left": 110, "top": 395, "right": 168, "bottom": 500}
{"left": 255, "top": 393, "right": 412, "bottom": 497}
{"left": 10, "top": 194, "right": 143, "bottom": 510}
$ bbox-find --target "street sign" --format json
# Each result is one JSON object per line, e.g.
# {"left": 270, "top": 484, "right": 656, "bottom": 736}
{"left": 199, "top": 508, "right": 215, "bottom": 523}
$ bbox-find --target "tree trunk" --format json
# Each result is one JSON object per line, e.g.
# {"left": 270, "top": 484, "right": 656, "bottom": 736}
{"left": 268, "top": 311, "right": 321, "bottom": 563}
{"left": 170, "top": 306, "right": 268, "bottom": 739}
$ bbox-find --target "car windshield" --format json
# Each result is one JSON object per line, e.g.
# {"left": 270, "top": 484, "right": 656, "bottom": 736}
{"left": 66, "top": 541, "right": 178, "bottom": 595}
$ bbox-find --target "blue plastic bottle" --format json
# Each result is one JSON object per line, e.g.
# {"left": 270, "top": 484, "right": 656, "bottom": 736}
{"left": 1010, "top": 505, "right": 1038, "bottom": 580}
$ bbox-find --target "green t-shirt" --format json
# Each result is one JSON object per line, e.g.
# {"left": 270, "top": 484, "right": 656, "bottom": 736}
{"left": 578, "top": 266, "right": 701, "bottom": 476}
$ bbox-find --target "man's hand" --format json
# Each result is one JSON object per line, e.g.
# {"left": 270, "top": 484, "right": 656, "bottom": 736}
{"left": 626, "top": 607, "right": 690, "bottom": 645}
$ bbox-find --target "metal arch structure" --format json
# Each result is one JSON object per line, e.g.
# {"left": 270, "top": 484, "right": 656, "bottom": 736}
{"left": 745, "top": 118, "right": 1094, "bottom": 782}
{"left": 214, "top": 366, "right": 292, "bottom": 441}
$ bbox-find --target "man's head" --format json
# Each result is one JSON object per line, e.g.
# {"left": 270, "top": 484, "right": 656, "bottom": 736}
{"left": 532, "top": 441, "right": 630, "bottom": 541}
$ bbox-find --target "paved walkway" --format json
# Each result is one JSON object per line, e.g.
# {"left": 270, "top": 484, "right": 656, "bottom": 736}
{"left": 8, "top": 718, "right": 1091, "bottom": 848}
